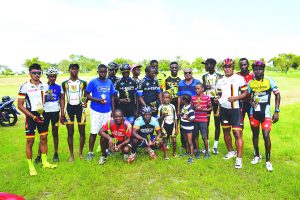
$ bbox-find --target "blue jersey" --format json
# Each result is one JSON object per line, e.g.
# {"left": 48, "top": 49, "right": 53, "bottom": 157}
{"left": 137, "top": 76, "right": 161, "bottom": 105}
{"left": 44, "top": 83, "right": 62, "bottom": 112}
{"left": 133, "top": 116, "right": 160, "bottom": 138}
{"left": 86, "top": 78, "right": 116, "bottom": 113}
{"left": 177, "top": 78, "right": 201, "bottom": 97}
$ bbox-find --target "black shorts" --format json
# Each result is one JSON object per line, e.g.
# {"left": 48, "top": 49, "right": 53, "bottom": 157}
{"left": 193, "top": 122, "right": 208, "bottom": 139}
{"left": 44, "top": 111, "right": 60, "bottom": 127}
{"left": 241, "top": 101, "right": 251, "bottom": 120}
{"left": 25, "top": 111, "right": 48, "bottom": 138}
{"left": 181, "top": 128, "right": 193, "bottom": 135}
{"left": 65, "top": 104, "right": 86, "bottom": 125}
{"left": 220, "top": 107, "right": 243, "bottom": 130}
{"left": 162, "top": 123, "right": 175, "bottom": 139}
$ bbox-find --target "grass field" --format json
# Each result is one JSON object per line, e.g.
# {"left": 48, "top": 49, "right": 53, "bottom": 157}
{"left": 0, "top": 72, "right": 300, "bottom": 199}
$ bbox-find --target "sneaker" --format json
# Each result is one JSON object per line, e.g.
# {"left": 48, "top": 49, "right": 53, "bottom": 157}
{"left": 251, "top": 156, "right": 262, "bottom": 165}
{"left": 235, "top": 157, "right": 242, "bottom": 169}
{"left": 204, "top": 152, "right": 210, "bottom": 160}
{"left": 53, "top": 153, "right": 59, "bottom": 162}
{"left": 86, "top": 152, "right": 94, "bottom": 161}
{"left": 123, "top": 154, "right": 129, "bottom": 161}
{"left": 195, "top": 151, "right": 201, "bottom": 159}
{"left": 29, "top": 167, "right": 37, "bottom": 176}
{"left": 266, "top": 161, "right": 273, "bottom": 172}
{"left": 212, "top": 148, "right": 219, "bottom": 155}
{"left": 187, "top": 157, "right": 193, "bottom": 164}
{"left": 43, "top": 162, "right": 57, "bottom": 169}
{"left": 164, "top": 157, "right": 170, "bottom": 160}
{"left": 98, "top": 156, "right": 107, "bottom": 165}
{"left": 223, "top": 151, "right": 237, "bottom": 160}
{"left": 34, "top": 155, "right": 41, "bottom": 164}
{"left": 106, "top": 149, "right": 114, "bottom": 157}
{"left": 96, "top": 145, "right": 101, "bottom": 153}
{"left": 200, "top": 148, "right": 206, "bottom": 153}
{"left": 128, "top": 153, "right": 136, "bottom": 163}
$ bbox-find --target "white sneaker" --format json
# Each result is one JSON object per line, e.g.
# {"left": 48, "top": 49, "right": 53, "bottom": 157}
{"left": 266, "top": 161, "right": 273, "bottom": 172}
{"left": 212, "top": 148, "right": 219, "bottom": 155}
{"left": 251, "top": 156, "right": 262, "bottom": 165}
{"left": 223, "top": 151, "right": 237, "bottom": 160}
{"left": 235, "top": 157, "right": 242, "bottom": 169}
{"left": 98, "top": 156, "right": 107, "bottom": 165}
{"left": 123, "top": 154, "right": 129, "bottom": 161}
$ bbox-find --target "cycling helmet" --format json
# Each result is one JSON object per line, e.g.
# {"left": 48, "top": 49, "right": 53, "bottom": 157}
{"left": 140, "top": 106, "right": 152, "bottom": 115}
{"left": 108, "top": 62, "right": 119, "bottom": 70}
{"left": 252, "top": 60, "right": 265, "bottom": 68}
{"left": 46, "top": 67, "right": 59, "bottom": 75}
{"left": 120, "top": 63, "right": 131, "bottom": 71}
{"left": 222, "top": 58, "right": 235, "bottom": 67}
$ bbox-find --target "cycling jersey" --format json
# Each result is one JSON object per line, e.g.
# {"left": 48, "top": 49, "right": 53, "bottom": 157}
{"left": 108, "top": 75, "right": 120, "bottom": 85}
{"left": 160, "top": 76, "right": 181, "bottom": 98}
{"left": 133, "top": 116, "right": 160, "bottom": 138}
{"left": 137, "top": 76, "right": 161, "bottom": 106}
{"left": 61, "top": 79, "right": 87, "bottom": 106}
{"left": 202, "top": 72, "right": 223, "bottom": 97}
{"left": 101, "top": 119, "right": 132, "bottom": 142}
{"left": 216, "top": 74, "right": 247, "bottom": 109}
{"left": 248, "top": 77, "right": 279, "bottom": 118}
{"left": 237, "top": 72, "right": 254, "bottom": 84}
{"left": 115, "top": 77, "right": 137, "bottom": 116}
{"left": 44, "top": 83, "right": 62, "bottom": 112}
{"left": 177, "top": 78, "right": 201, "bottom": 97}
{"left": 18, "top": 81, "right": 48, "bottom": 112}
{"left": 157, "top": 104, "right": 177, "bottom": 125}
{"left": 86, "top": 78, "right": 115, "bottom": 113}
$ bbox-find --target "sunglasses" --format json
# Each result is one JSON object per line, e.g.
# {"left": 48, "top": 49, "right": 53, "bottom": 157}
{"left": 31, "top": 71, "right": 42, "bottom": 75}
{"left": 184, "top": 72, "right": 192, "bottom": 75}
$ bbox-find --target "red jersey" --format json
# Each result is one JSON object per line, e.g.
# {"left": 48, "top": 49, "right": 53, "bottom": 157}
{"left": 237, "top": 72, "right": 254, "bottom": 84}
{"left": 101, "top": 120, "right": 132, "bottom": 142}
{"left": 191, "top": 94, "right": 211, "bottom": 122}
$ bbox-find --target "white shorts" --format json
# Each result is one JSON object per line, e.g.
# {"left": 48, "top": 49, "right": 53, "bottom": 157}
{"left": 90, "top": 109, "right": 111, "bottom": 135}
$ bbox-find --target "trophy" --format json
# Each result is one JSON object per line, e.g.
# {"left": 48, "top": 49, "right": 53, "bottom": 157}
{"left": 210, "top": 90, "right": 217, "bottom": 97}
{"left": 101, "top": 94, "right": 107, "bottom": 104}
{"left": 254, "top": 93, "right": 260, "bottom": 103}
{"left": 81, "top": 96, "right": 87, "bottom": 104}
{"left": 124, "top": 88, "right": 129, "bottom": 99}
{"left": 48, "top": 90, "right": 54, "bottom": 100}
{"left": 112, "top": 138, "right": 118, "bottom": 151}
{"left": 37, "top": 102, "right": 44, "bottom": 120}
{"left": 150, "top": 101, "right": 157, "bottom": 112}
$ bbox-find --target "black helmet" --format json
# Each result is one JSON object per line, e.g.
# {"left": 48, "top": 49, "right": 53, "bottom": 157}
{"left": 108, "top": 62, "right": 119, "bottom": 70}
{"left": 140, "top": 106, "right": 152, "bottom": 115}
{"left": 120, "top": 63, "right": 131, "bottom": 71}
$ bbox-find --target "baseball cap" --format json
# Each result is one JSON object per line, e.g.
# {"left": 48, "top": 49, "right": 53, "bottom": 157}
{"left": 131, "top": 64, "right": 142, "bottom": 72}
{"left": 201, "top": 58, "right": 217, "bottom": 66}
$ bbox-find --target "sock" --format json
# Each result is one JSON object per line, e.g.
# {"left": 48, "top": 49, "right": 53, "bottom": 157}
{"left": 213, "top": 140, "right": 218, "bottom": 148}
{"left": 27, "top": 159, "right": 34, "bottom": 168}
{"left": 41, "top": 154, "right": 48, "bottom": 164}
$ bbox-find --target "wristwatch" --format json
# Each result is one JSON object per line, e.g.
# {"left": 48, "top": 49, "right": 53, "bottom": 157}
{"left": 275, "top": 108, "right": 280, "bottom": 113}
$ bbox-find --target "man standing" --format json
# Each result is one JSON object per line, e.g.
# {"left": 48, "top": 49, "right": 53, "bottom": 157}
{"left": 202, "top": 58, "right": 223, "bottom": 154}
{"left": 216, "top": 58, "right": 248, "bottom": 169}
{"left": 248, "top": 60, "right": 280, "bottom": 172}
{"left": 61, "top": 63, "right": 87, "bottom": 162}
{"left": 18, "top": 63, "right": 57, "bottom": 176}
{"left": 86, "top": 64, "right": 116, "bottom": 161}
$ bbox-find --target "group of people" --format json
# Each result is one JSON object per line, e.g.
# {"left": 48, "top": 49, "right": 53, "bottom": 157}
{"left": 17, "top": 58, "right": 280, "bottom": 176}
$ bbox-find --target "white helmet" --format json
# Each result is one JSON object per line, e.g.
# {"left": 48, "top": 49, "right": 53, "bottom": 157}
{"left": 46, "top": 67, "right": 59, "bottom": 75}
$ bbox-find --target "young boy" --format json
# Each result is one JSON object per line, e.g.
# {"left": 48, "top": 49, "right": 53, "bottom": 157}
{"left": 180, "top": 94, "right": 195, "bottom": 164}
{"left": 157, "top": 92, "right": 178, "bottom": 159}
{"left": 192, "top": 83, "right": 212, "bottom": 159}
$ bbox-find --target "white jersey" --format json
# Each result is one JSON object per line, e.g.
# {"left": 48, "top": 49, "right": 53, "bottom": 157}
{"left": 202, "top": 72, "right": 223, "bottom": 97}
{"left": 216, "top": 74, "right": 247, "bottom": 109}
{"left": 18, "top": 81, "right": 48, "bottom": 112}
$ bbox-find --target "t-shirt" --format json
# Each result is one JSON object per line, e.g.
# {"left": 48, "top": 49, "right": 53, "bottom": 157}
{"left": 202, "top": 72, "right": 223, "bottom": 98}
{"left": 216, "top": 74, "right": 247, "bottom": 109}
{"left": 44, "top": 83, "right": 62, "bottom": 112}
{"left": 157, "top": 104, "right": 177, "bottom": 124}
{"left": 133, "top": 116, "right": 160, "bottom": 138}
{"left": 101, "top": 119, "right": 132, "bottom": 142}
{"left": 86, "top": 78, "right": 116, "bottom": 113}
{"left": 115, "top": 77, "right": 137, "bottom": 108}
{"left": 160, "top": 76, "right": 181, "bottom": 99}
{"left": 61, "top": 79, "right": 87, "bottom": 106}
{"left": 18, "top": 81, "right": 48, "bottom": 112}
{"left": 177, "top": 78, "right": 201, "bottom": 97}
{"left": 180, "top": 104, "right": 195, "bottom": 130}
{"left": 191, "top": 94, "right": 211, "bottom": 122}
{"left": 137, "top": 76, "right": 161, "bottom": 105}
{"left": 248, "top": 77, "right": 279, "bottom": 118}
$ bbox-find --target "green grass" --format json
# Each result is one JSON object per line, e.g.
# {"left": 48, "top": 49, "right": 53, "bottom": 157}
{"left": 0, "top": 73, "right": 300, "bottom": 199}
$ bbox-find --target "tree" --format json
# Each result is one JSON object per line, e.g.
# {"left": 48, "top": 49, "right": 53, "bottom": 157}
{"left": 269, "top": 53, "right": 299, "bottom": 73}
{"left": 69, "top": 55, "right": 101, "bottom": 72}
{"left": 23, "top": 57, "right": 50, "bottom": 71}
{"left": 191, "top": 57, "right": 205, "bottom": 72}
{"left": 57, "top": 59, "right": 71, "bottom": 73}
{"left": 2, "top": 68, "right": 14, "bottom": 76}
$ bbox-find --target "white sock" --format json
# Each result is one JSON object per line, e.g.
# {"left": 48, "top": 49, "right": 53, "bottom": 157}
{"left": 213, "top": 140, "right": 218, "bottom": 148}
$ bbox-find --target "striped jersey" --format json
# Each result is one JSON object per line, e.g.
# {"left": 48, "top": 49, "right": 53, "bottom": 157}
{"left": 191, "top": 94, "right": 211, "bottom": 122}
{"left": 180, "top": 104, "right": 195, "bottom": 130}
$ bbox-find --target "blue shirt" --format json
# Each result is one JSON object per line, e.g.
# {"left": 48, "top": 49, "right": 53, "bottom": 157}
{"left": 177, "top": 78, "right": 201, "bottom": 97}
{"left": 86, "top": 78, "right": 116, "bottom": 113}
{"left": 44, "top": 83, "right": 62, "bottom": 112}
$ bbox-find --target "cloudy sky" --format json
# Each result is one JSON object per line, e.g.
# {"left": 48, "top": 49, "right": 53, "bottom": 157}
{"left": 1, "top": 0, "right": 300, "bottom": 71}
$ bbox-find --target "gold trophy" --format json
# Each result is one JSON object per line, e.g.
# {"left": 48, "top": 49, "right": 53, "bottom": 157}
{"left": 48, "top": 90, "right": 54, "bottom": 100}
{"left": 150, "top": 101, "right": 157, "bottom": 112}
{"left": 210, "top": 90, "right": 217, "bottom": 97}
{"left": 37, "top": 102, "right": 44, "bottom": 120}
{"left": 101, "top": 94, "right": 107, "bottom": 104}
{"left": 81, "top": 96, "right": 87, "bottom": 104}
{"left": 112, "top": 138, "right": 118, "bottom": 151}
{"left": 124, "top": 88, "right": 129, "bottom": 99}
{"left": 254, "top": 93, "right": 260, "bottom": 103}
{"left": 210, "top": 90, "right": 220, "bottom": 116}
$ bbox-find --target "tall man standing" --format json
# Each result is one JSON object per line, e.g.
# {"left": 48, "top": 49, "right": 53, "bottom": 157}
{"left": 61, "top": 63, "right": 87, "bottom": 162}
{"left": 86, "top": 64, "right": 116, "bottom": 161}
{"left": 216, "top": 58, "right": 248, "bottom": 169}
{"left": 18, "top": 63, "right": 57, "bottom": 176}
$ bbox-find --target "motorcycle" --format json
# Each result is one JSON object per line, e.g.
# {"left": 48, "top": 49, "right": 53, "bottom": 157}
{"left": 0, "top": 96, "right": 20, "bottom": 127}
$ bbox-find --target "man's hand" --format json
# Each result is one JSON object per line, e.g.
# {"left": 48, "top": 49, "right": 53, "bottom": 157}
{"left": 60, "top": 115, "right": 65, "bottom": 125}
{"left": 33, "top": 116, "right": 44, "bottom": 124}
{"left": 272, "top": 112, "right": 279, "bottom": 123}
{"left": 228, "top": 96, "right": 239, "bottom": 102}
